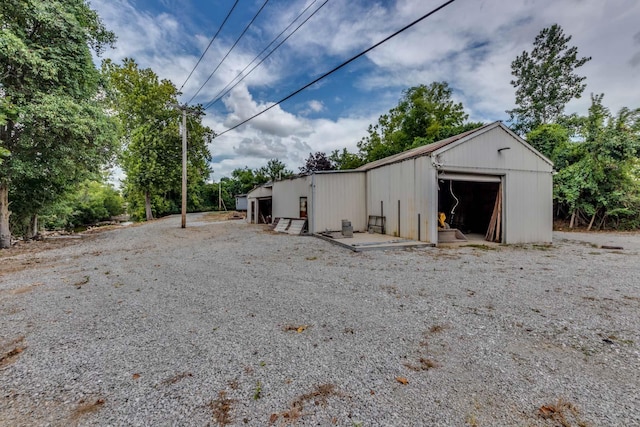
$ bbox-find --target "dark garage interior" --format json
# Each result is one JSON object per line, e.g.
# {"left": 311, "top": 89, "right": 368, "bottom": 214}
{"left": 438, "top": 179, "right": 501, "bottom": 237}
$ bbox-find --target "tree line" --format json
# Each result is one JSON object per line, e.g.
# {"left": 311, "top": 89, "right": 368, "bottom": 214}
{"left": 1, "top": 1, "right": 638, "bottom": 249}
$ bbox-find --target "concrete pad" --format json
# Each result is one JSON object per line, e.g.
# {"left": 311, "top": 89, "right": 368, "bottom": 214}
{"left": 314, "top": 231, "right": 433, "bottom": 252}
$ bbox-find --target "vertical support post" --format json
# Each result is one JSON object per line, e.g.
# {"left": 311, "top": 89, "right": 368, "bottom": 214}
{"left": 397, "top": 200, "right": 400, "bottom": 237}
{"left": 380, "top": 201, "right": 384, "bottom": 234}
{"left": 418, "top": 213, "right": 421, "bottom": 241}
{"left": 181, "top": 108, "right": 187, "bottom": 229}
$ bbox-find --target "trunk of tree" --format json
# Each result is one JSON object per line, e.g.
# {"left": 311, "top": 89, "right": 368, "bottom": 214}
{"left": 0, "top": 183, "right": 11, "bottom": 249}
{"left": 569, "top": 209, "right": 576, "bottom": 229}
{"left": 587, "top": 208, "right": 598, "bottom": 231}
{"left": 144, "top": 191, "right": 153, "bottom": 221}
{"left": 28, "top": 213, "right": 39, "bottom": 239}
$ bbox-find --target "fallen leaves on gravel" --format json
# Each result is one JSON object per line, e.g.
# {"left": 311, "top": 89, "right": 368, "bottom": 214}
{"left": 0, "top": 336, "right": 26, "bottom": 368}
{"left": 283, "top": 324, "right": 308, "bottom": 333}
{"left": 161, "top": 371, "right": 193, "bottom": 385}
{"left": 537, "top": 399, "right": 588, "bottom": 427}
{"left": 270, "top": 384, "right": 341, "bottom": 425}
{"left": 209, "top": 391, "right": 235, "bottom": 426}
{"left": 396, "top": 377, "right": 408, "bottom": 385}
{"left": 132, "top": 373, "right": 141, "bottom": 380}
{"left": 71, "top": 398, "right": 105, "bottom": 420}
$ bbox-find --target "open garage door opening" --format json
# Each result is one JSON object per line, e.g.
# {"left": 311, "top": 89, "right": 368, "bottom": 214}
{"left": 257, "top": 198, "right": 272, "bottom": 224}
{"left": 438, "top": 178, "right": 502, "bottom": 242}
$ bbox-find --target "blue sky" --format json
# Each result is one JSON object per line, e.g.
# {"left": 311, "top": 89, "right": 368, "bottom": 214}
{"left": 89, "top": 0, "right": 640, "bottom": 181}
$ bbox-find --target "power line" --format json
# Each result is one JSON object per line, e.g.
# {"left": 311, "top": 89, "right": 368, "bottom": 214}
{"left": 213, "top": 0, "right": 456, "bottom": 137}
{"left": 203, "top": 0, "right": 328, "bottom": 111}
{"left": 178, "top": 0, "right": 240, "bottom": 93}
{"left": 186, "top": 0, "right": 271, "bottom": 104}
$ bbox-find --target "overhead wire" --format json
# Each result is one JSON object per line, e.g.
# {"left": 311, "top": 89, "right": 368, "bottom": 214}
{"left": 203, "top": 0, "right": 328, "bottom": 111}
{"left": 213, "top": 0, "right": 456, "bottom": 137}
{"left": 186, "top": 0, "right": 271, "bottom": 104}
{"left": 178, "top": 0, "right": 240, "bottom": 93}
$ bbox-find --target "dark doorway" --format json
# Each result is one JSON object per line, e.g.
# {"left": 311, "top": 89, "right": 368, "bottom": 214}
{"left": 438, "top": 179, "right": 501, "bottom": 237}
{"left": 257, "top": 198, "right": 272, "bottom": 224}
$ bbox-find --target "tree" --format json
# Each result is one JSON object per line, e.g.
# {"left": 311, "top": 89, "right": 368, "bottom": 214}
{"left": 357, "top": 82, "right": 480, "bottom": 163}
{"left": 329, "top": 148, "right": 365, "bottom": 170}
{"left": 0, "top": 0, "right": 117, "bottom": 247}
{"left": 103, "top": 58, "right": 213, "bottom": 221}
{"left": 550, "top": 94, "right": 640, "bottom": 229}
{"left": 508, "top": 24, "right": 591, "bottom": 135}
{"left": 255, "top": 159, "right": 293, "bottom": 182}
{"left": 299, "top": 152, "right": 335, "bottom": 174}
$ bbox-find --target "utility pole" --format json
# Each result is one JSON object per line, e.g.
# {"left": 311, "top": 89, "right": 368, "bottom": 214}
{"left": 170, "top": 103, "right": 201, "bottom": 228}
{"left": 181, "top": 108, "right": 187, "bottom": 228}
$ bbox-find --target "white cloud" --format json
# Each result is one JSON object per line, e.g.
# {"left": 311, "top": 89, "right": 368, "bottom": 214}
{"left": 91, "top": 0, "right": 640, "bottom": 183}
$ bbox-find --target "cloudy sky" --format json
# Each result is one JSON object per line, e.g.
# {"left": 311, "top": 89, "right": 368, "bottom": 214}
{"left": 88, "top": 0, "right": 640, "bottom": 181}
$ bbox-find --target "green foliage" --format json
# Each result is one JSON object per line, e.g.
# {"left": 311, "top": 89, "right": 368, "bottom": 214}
{"left": 0, "top": 0, "right": 117, "bottom": 245}
{"left": 103, "top": 58, "right": 213, "bottom": 221}
{"left": 356, "top": 82, "right": 480, "bottom": 164}
{"left": 546, "top": 95, "right": 640, "bottom": 229}
{"left": 508, "top": 24, "right": 591, "bottom": 135}
{"left": 40, "top": 180, "right": 124, "bottom": 230}
{"left": 299, "top": 152, "right": 335, "bottom": 174}
{"left": 255, "top": 158, "right": 293, "bottom": 182}
{"left": 329, "top": 148, "right": 364, "bottom": 170}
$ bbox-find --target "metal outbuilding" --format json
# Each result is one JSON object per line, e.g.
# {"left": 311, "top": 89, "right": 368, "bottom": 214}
{"left": 267, "top": 122, "right": 553, "bottom": 245}
{"left": 246, "top": 183, "right": 273, "bottom": 224}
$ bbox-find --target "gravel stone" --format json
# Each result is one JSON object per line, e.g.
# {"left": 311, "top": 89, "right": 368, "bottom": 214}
{"left": 1, "top": 213, "right": 639, "bottom": 426}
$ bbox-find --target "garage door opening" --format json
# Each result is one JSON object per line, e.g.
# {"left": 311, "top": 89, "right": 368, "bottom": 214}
{"left": 438, "top": 178, "right": 502, "bottom": 242}
{"left": 257, "top": 198, "right": 272, "bottom": 224}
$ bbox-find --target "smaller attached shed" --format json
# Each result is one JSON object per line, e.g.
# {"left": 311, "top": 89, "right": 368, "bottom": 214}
{"left": 246, "top": 183, "right": 273, "bottom": 224}
{"left": 235, "top": 194, "right": 247, "bottom": 211}
{"left": 271, "top": 171, "right": 367, "bottom": 234}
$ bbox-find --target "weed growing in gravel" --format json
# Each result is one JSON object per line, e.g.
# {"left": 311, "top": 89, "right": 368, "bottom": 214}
{"left": 253, "top": 381, "right": 263, "bottom": 400}
{"left": 209, "top": 391, "right": 235, "bottom": 426}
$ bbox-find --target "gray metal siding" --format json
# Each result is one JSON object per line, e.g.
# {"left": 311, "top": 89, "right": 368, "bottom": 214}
{"left": 312, "top": 173, "right": 366, "bottom": 233}
{"left": 366, "top": 157, "right": 432, "bottom": 241}
{"left": 436, "top": 126, "right": 553, "bottom": 174}
{"left": 503, "top": 171, "right": 553, "bottom": 243}
{"left": 272, "top": 177, "right": 310, "bottom": 219}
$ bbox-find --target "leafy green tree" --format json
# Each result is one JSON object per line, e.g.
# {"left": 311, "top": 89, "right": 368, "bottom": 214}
{"left": 39, "top": 180, "right": 124, "bottom": 231}
{"left": 299, "top": 152, "right": 335, "bottom": 174}
{"left": 103, "top": 58, "right": 213, "bottom": 221}
{"left": 357, "top": 82, "right": 480, "bottom": 163}
{"left": 255, "top": 159, "right": 293, "bottom": 182}
{"left": 329, "top": 148, "right": 364, "bottom": 170}
{"left": 222, "top": 167, "right": 260, "bottom": 196}
{"left": 550, "top": 95, "right": 640, "bottom": 229}
{"left": 0, "top": 0, "right": 117, "bottom": 247}
{"left": 508, "top": 24, "right": 591, "bottom": 135}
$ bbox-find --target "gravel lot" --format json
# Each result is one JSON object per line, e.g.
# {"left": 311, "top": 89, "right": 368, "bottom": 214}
{"left": 1, "top": 213, "right": 639, "bottom": 426}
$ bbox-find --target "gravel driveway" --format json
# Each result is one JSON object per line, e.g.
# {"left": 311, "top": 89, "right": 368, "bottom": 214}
{"left": 1, "top": 213, "right": 639, "bottom": 426}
